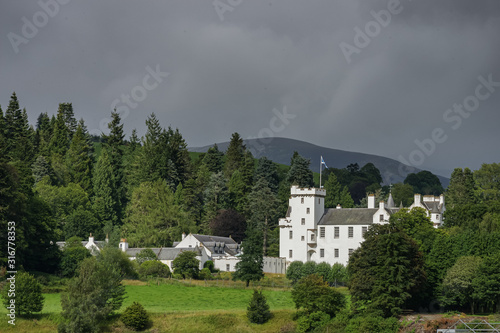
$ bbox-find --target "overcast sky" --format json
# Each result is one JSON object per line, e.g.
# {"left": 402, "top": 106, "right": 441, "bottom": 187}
{"left": 1, "top": 1, "right": 499, "bottom": 178}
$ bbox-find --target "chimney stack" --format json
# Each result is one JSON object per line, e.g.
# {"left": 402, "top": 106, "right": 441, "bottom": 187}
{"left": 368, "top": 194, "right": 375, "bottom": 209}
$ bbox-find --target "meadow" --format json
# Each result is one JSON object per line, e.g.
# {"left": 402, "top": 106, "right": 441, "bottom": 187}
{"left": 0, "top": 279, "right": 298, "bottom": 332}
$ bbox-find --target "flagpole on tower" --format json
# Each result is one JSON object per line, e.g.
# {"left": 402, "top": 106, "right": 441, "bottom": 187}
{"left": 319, "top": 156, "right": 322, "bottom": 188}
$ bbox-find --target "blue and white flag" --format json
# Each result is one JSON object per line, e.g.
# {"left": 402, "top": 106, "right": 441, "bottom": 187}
{"left": 321, "top": 156, "right": 328, "bottom": 169}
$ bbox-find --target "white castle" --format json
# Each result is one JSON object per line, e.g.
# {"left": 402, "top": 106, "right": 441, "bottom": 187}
{"left": 279, "top": 185, "right": 445, "bottom": 266}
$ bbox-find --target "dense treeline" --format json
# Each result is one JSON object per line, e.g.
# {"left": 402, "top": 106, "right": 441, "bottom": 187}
{"left": 1, "top": 93, "right": 359, "bottom": 273}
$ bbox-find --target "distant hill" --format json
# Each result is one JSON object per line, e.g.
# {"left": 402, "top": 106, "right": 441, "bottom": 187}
{"left": 190, "top": 137, "right": 450, "bottom": 188}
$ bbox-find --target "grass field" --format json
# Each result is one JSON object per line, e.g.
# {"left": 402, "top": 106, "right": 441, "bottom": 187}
{"left": 0, "top": 280, "right": 297, "bottom": 332}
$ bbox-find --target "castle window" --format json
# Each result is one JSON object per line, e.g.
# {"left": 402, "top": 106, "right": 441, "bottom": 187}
{"left": 301, "top": 236, "right": 305, "bottom": 241}
{"left": 334, "top": 249, "right": 339, "bottom": 257}
{"left": 349, "top": 248, "right": 354, "bottom": 256}
{"left": 301, "top": 218, "right": 305, "bottom": 225}
{"left": 226, "top": 264, "right": 230, "bottom": 271}
{"left": 320, "top": 227, "right": 325, "bottom": 238}
{"left": 379, "top": 214, "right": 384, "bottom": 222}
{"left": 289, "top": 230, "right": 293, "bottom": 239}
{"left": 348, "top": 227, "right": 353, "bottom": 238}
{"left": 436, "top": 214, "right": 439, "bottom": 220}
{"left": 289, "top": 250, "right": 293, "bottom": 258}
{"left": 306, "top": 208, "right": 310, "bottom": 214}
{"left": 318, "top": 198, "right": 320, "bottom": 204}
{"left": 311, "top": 233, "right": 315, "bottom": 241}
{"left": 301, "top": 198, "right": 304, "bottom": 204}
{"left": 320, "top": 249, "right": 325, "bottom": 258}
{"left": 362, "top": 226, "right": 367, "bottom": 236}
{"left": 334, "top": 227, "right": 339, "bottom": 238}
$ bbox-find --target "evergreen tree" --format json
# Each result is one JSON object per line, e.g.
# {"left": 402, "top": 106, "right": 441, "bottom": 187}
{"left": 247, "top": 290, "right": 271, "bottom": 324}
{"left": 66, "top": 121, "right": 93, "bottom": 194}
{"left": 202, "top": 144, "right": 224, "bottom": 173}
{"left": 49, "top": 104, "right": 71, "bottom": 157}
{"left": 287, "top": 154, "right": 313, "bottom": 187}
{"left": 0, "top": 105, "right": 6, "bottom": 162}
{"left": 447, "top": 168, "right": 477, "bottom": 208}
{"left": 92, "top": 146, "right": 119, "bottom": 232}
{"left": 34, "top": 112, "right": 52, "bottom": 157}
{"left": 32, "top": 155, "right": 56, "bottom": 185}
{"left": 233, "top": 227, "right": 264, "bottom": 287}
{"left": 228, "top": 170, "right": 248, "bottom": 214}
{"left": 325, "top": 173, "right": 342, "bottom": 208}
{"left": 255, "top": 157, "right": 279, "bottom": 193}
{"left": 339, "top": 186, "right": 355, "bottom": 208}
{"left": 138, "top": 113, "right": 166, "bottom": 182}
{"left": 224, "top": 132, "right": 245, "bottom": 178}
{"left": 166, "top": 126, "right": 191, "bottom": 188}
{"left": 203, "top": 171, "right": 229, "bottom": 232}
{"left": 59, "top": 103, "right": 77, "bottom": 138}
{"left": 247, "top": 178, "right": 278, "bottom": 255}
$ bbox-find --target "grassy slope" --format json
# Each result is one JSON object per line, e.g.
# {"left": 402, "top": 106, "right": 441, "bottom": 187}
{"left": 0, "top": 282, "right": 295, "bottom": 332}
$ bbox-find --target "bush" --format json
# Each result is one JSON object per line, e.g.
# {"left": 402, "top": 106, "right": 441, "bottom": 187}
{"left": 296, "top": 311, "right": 330, "bottom": 333}
{"left": 199, "top": 267, "right": 213, "bottom": 280}
{"left": 121, "top": 302, "right": 149, "bottom": 331}
{"left": 286, "top": 261, "right": 304, "bottom": 284}
{"left": 135, "top": 249, "right": 157, "bottom": 266}
{"left": 172, "top": 251, "right": 200, "bottom": 279}
{"left": 203, "top": 260, "right": 215, "bottom": 272}
{"left": 139, "top": 260, "right": 171, "bottom": 278}
{"left": 1, "top": 271, "right": 44, "bottom": 316}
{"left": 247, "top": 290, "right": 272, "bottom": 324}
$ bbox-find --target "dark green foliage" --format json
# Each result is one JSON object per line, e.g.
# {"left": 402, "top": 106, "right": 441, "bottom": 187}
{"left": 98, "top": 247, "right": 138, "bottom": 279}
{"left": 315, "top": 262, "right": 331, "bottom": 281}
{"left": 135, "top": 248, "right": 157, "bottom": 265}
{"left": 199, "top": 267, "right": 213, "bottom": 280}
{"left": 447, "top": 168, "right": 477, "bottom": 208}
{"left": 139, "top": 260, "right": 171, "bottom": 278}
{"left": 348, "top": 224, "right": 426, "bottom": 317}
{"left": 296, "top": 311, "right": 330, "bottom": 333}
{"left": 60, "top": 236, "right": 92, "bottom": 277}
{"left": 286, "top": 261, "right": 304, "bottom": 284}
{"left": 300, "top": 261, "right": 317, "bottom": 277}
{"left": 255, "top": 157, "right": 279, "bottom": 193}
{"left": 224, "top": 132, "right": 245, "bottom": 178}
{"left": 202, "top": 144, "right": 224, "bottom": 173}
{"left": 172, "top": 251, "right": 200, "bottom": 279}
{"left": 325, "top": 173, "right": 342, "bottom": 208}
{"left": 247, "top": 290, "right": 271, "bottom": 324}
{"left": 92, "top": 146, "right": 120, "bottom": 228}
{"left": 32, "top": 155, "right": 56, "bottom": 184}
{"left": 66, "top": 121, "right": 93, "bottom": 194}
{"left": 63, "top": 208, "right": 100, "bottom": 240}
{"left": 292, "top": 274, "right": 346, "bottom": 317}
{"left": 209, "top": 209, "right": 246, "bottom": 243}
{"left": 404, "top": 170, "right": 444, "bottom": 196}
{"left": 233, "top": 228, "right": 264, "bottom": 287}
{"left": 203, "top": 260, "right": 215, "bottom": 272}
{"left": 474, "top": 163, "right": 500, "bottom": 203}
{"left": 247, "top": 178, "right": 278, "bottom": 255}
{"left": 472, "top": 253, "right": 500, "bottom": 313}
{"left": 59, "top": 256, "right": 126, "bottom": 333}
{"left": 1, "top": 271, "right": 44, "bottom": 316}
{"left": 121, "top": 302, "right": 149, "bottom": 331}
{"left": 392, "top": 182, "right": 414, "bottom": 207}
{"left": 49, "top": 104, "right": 71, "bottom": 157}
{"left": 287, "top": 154, "right": 313, "bottom": 187}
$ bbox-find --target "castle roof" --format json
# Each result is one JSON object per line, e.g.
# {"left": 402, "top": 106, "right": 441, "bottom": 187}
{"left": 318, "top": 208, "right": 378, "bottom": 225}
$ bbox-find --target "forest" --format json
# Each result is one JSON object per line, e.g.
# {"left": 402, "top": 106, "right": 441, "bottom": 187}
{"left": 1, "top": 91, "right": 500, "bottom": 318}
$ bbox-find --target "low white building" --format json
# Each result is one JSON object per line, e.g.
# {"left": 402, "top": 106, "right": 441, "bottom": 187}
{"left": 279, "top": 185, "right": 445, "bottom": 266}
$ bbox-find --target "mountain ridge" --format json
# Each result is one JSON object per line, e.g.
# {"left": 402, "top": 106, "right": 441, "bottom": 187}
{"left": 190, "top": 137, "right": 450, "bottom": 187}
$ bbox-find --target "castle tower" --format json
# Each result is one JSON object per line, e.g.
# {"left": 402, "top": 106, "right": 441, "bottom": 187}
{"left": 279, "top": 185, "right": 326, "bottom": 263}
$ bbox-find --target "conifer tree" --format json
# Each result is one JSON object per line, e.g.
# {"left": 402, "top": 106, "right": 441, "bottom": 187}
{"left": 92, "top": 146, "right": 119, "bottom": 232}
{"left": 248, "top": 178, "right": 278, "bottom": 255}
{"left": 138, "top": 113, "right": 166, "bottom": 182}
{"left": 49, "top": 105, "right": 70, "bottom": 157}
{"left": 0, "top": 105, "right": 6, "bottom": 162}
{"left": 325, "top": 173, "right": 342, "bottom": 208}
{"left": 66, "top": 121, "right": 93, "bottom": 194}
{"left": 202, "top": 144, "right": 224, "bottom": 173}
{"left": 59, "top": 103, "right": 77, "bottom": 138}
{"left": 255, "top": 157, "right": 279, "bottom": 193}
{"left": 34, "top": 112, "right": 52, "bottom": 157}
{"left": 247, "top": 290, "right": 271, "bottom": 324}
{"left": 233, "top": 227, "right": 264, "bottom": 287}
{"left": 224, "top": 132, "right": 245, "bottom": 178}
{"left": 339, "top": 186, "right": 355, "bottom": 208}
{"left": 4, "top": 93, "right": 34, "bottom": 164}
{"left": 447, "top": 168, "right": 477, "bottom": 208}
{"left": 287, "top": 154, "right": 313, "bottom": 187}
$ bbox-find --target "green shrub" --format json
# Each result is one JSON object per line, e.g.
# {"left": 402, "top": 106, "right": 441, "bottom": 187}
{"left": 121, "top": 302, "right": 149, "bottom": 331}
{"left": 203, "top": 260, "right": 215, "bottom": 272}
{"left": 199, "top": 267, "right": 213, "bottom": 280}
{"left": 247, "top": 290, "right": 271, "bottom": 324}
{"left": 139, "top": 260, "right": 171, "bottom": 278}
{"left": 1, "top": 271, "right": 44, "bottom": 316}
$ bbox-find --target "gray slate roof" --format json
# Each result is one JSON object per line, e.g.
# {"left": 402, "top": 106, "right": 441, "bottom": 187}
{"left": 191, "top": 234, "right": 237, "bottom": 245}
{"left": 422, "top": 201, "right": 442, "bottom": 213}
{"left": 318, "top": 208, "right": 378, "bottom": 225}
{"left": 126, "top": 247, "right": 201, "bottom": 260}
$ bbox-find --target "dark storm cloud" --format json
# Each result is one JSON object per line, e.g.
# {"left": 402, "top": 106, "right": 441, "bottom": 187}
{"left": 1, "top": 0, "right": 499, "bottom": 178}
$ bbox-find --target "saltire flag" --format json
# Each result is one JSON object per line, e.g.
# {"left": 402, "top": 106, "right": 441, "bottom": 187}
{"left": 321, "top": 156, "right": 328, "bottom": 169}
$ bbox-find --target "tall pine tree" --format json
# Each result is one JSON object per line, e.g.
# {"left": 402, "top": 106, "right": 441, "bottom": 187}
{"left": 224, "top": 132, "right": 245, "bottom": 178}
{"left": 66, "top": 120, "right": 93, "bottom": 194}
